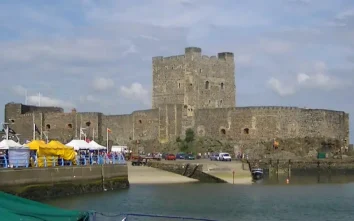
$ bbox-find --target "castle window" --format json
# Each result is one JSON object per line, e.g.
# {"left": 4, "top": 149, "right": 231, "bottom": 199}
{"left": 172, "top": 66, "right": 174, "bottom": 70}
{"left": 221, "top": 82, "right": 224, "bottom": 89}
{"left": 178, "top": 83, "right": 181, "bottom": 88}
{"left": 205, "top": 81, "right": 209, "bottom": 89}
{"left": 208, "top": 100, "right": 211, "bottom": 104}
{"left": 46, "top": 124, "right": 51, "bottom": 130}
{"left": 138, "top": 120, "right": 142, "bottom": 124}
{"left": 67, "top": 123, "right": 73, "bottom": 129}
{"left": 220, "top": 100, "right": 223, "bottom": 106}
{"left": 220, "top": 129, "right": 226, "bottom": 135}
{"left": 85, "top": 121, "right": 91, "bottom": 127}
{"left": 243, "top": 128, "right": 249, "bottom": 134}
{"left": 9, "top": 119, "right": 15, "bottom": 123}
{"left": 199, "top": 69, "right": 202, "bottom": 73}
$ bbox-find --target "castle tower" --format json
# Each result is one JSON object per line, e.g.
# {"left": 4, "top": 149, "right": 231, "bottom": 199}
{"left": 152, "top": 47, "right": 236, "bottom": 110}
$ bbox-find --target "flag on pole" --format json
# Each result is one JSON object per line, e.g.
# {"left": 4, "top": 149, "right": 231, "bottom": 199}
{"left": 106, "top": 128, "right": 111, "bottom": 152}
{"left": 34, "top": 124, "right": 41, "bottom": 135}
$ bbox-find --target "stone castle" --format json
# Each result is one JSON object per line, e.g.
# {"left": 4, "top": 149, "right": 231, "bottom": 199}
{"left": 4, "top": 47, "right": 350, "bottom": 154}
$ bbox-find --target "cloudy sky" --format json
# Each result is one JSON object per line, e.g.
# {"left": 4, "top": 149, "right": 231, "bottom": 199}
{"left": 1, "top": 0, "right": 354, "bottom": 140}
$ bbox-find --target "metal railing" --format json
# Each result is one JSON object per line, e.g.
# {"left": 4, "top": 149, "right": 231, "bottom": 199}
{"left": 0, "top": 155, "right": 126, "bottom": 168}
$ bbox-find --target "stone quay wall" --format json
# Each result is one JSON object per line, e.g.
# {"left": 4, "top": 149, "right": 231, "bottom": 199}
{"left": 0, "top": 164, "right": 129, "bottom": 201}
{"left": 147, "top": 161, "right": 226, "bottom": 183}
{"left": 248, "top": 159, "right": 354, "bottom": 177}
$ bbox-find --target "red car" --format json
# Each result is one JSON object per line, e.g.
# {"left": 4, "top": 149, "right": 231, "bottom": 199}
{"left": 165, "top": 154, "right": 176, "bottom": 160}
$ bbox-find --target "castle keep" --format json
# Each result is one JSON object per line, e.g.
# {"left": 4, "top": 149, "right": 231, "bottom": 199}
{"left": 4, "top": 47, "right": 350, "bottom": 154}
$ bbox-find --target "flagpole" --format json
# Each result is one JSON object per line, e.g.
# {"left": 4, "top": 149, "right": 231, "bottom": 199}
{"left": 32, "top": 114, "right": 35, "bottom": 140}
{"left": 40, "top": 113, "right": 43, "bottom": 140}
{"left": 106, "top": 128, "right": 108, "bottom": 152}
{"left": 6, "top": 124, "right": 9, "bottom": 140}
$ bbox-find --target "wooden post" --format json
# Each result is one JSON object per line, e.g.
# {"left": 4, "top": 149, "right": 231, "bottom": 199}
{"left": 317, "top": 161, "right": 320, "bottom": 183}
{"left": 232, "top": 171, "right": 235, "bottom": 184}
{"left": 269, "top": 159, "right": 273, "bottom": 177}
{"left": 328, "top": 162, "right": 332, "bottom": 182}
{"left": 276, "top": 159, "right": 279, "bottom": 182}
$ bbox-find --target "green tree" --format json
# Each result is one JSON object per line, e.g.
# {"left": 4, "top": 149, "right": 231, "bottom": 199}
{"left": 184, "top": 128, "right": 195, "bottom": 143}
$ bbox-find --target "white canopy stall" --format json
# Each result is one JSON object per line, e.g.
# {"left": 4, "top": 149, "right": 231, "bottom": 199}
{"left": 66, "top": 139, "right": 91, "bottom": 150}
{"left": 0, "top": 139, "right": 23, "bottom": 149}
{"left": 0, "top": 139, "right": 30, "bottom": 167}
{"left": 89, "top": 141, "right": 106, "bottom": 150}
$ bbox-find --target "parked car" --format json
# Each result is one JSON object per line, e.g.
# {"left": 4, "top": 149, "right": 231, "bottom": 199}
{"left": 176, "top": 153, "right": 185, "bottom": 159}
{"left": 210, "top": 153, "right": 219, "bottom": 161}
{"left": 165, "top": 154, "right": 176, "bottom": 160}
{"left": 185, "top": 154, "right": 195, "bottom": 160}
{"left": 161, "top": 153, "right": 168, "bottom": 159}
{"left": 218, "top": 152, "right": 232, "bottom": 161}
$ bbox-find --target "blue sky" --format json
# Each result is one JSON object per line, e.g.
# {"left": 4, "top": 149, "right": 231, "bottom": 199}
{"left": 1, "top": 0, "right": 354, "bottom": 140}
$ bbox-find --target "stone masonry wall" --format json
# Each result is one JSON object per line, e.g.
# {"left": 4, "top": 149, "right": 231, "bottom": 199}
{"left": 4, "top": 103, "right": 182, "bottom": 146}
{"left": 152, "top": 47, "right": 236, "bottom": 135}
{"left": 194, "top": 106, "right": 349, "bottom": 146}
{"left": 152, "top": 55, "right": 185, "bottom": 108}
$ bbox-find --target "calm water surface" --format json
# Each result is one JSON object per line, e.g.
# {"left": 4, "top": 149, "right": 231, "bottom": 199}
{"left": 47, "top": 177, "right": 354, "bottom": 221}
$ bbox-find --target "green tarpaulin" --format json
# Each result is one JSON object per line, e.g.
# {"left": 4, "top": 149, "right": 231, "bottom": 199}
{"left": 0, "top": 191, "right": 90, "bottom": 221}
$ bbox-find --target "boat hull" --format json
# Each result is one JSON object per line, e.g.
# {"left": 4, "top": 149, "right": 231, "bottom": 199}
{"left": 251, "top": 169, "right": 264, "bottom": 181}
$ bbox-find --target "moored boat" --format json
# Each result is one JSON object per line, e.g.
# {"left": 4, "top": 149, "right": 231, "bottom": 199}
{"left": 251, "top": 168, "right": 264, "bottom": 181}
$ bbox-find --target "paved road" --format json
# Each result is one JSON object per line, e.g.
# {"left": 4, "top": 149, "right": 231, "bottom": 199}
{"left": 127, "top": 163, "right": 198, "bottom": 184}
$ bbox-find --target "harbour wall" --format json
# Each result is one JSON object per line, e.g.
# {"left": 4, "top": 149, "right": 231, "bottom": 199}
{"left": 249, "top": 159, "right": 354, "bottom": 178}
{"left": 0, "top": 164, "right": 129, "bottom": 201}
{"left": 147, "top": 161, "right": 227, "bottom": 183}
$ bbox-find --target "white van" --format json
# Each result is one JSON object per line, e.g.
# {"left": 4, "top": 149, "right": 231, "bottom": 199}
{"left": 218, "top": 152, "right": 232, "bottom": 161}
{"left": 111, "top": 146, "right": 129, "bottom": 153}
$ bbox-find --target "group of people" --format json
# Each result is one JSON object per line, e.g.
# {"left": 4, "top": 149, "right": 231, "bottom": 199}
{"left": 76, "top": 150, "right": 126, "bottom": 165}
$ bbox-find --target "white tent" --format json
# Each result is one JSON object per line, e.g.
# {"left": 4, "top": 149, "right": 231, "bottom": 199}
{"left": 0, "top": 139, "right": 23, "bottom": 150}
{"left": 8, "top": 146, "right": 30, "bottom": 167}
{"left": 66, "top": 139, "right": 91, "bottom": 150}
{"left": 89, "top": 141, "right": 106, "bottom": 150}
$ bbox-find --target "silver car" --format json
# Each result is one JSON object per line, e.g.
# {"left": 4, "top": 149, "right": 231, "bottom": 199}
{"left": 210, "top": 153, "right": 219, "bottom": 161}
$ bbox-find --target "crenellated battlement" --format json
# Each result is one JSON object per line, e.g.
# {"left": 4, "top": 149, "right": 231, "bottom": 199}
{"left": 152, "top": 55, "right": 185, "bottom": 62}
{"left": 153, "top": 47, "right": 235, "bottom": 63}
{"left": 78, "top": 112, "right": 102, "bottom": 115}
{"left": 196, "top": 106, "right": 347, "bottom": 114}
{"left": 236, "top": 106, "right": 298, "bottom": 110}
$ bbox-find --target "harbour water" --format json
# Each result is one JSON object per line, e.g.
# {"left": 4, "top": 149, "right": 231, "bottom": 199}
{"left": 46, "top": 174, "right": 354, "bottom": 221}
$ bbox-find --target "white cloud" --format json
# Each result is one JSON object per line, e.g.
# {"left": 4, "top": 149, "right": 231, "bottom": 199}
{"left": 120, "top": 83, "right": 150, "bottom": 106}
{"left": 297, "top": 73, "right": 310, "bottom": 83}
{"left": 267, "top": 61, "right": 350, "bottom": 96}
{"left": 11, "top": 85, "right": 75, "bottom": 109}
{"left": 79, "top": 94, "right": 97, "bottom": 103}
{"left": 27, "top": 94, "right": 74, "bottom": 109}
{"left": 267, "top": 77, "right": 296, "bottom": 96}
{"left": 12, "top": 85, "right": 27, "bottom": 96}
{"left": 92, "top": 77, "right": 114, "bottom": 91}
